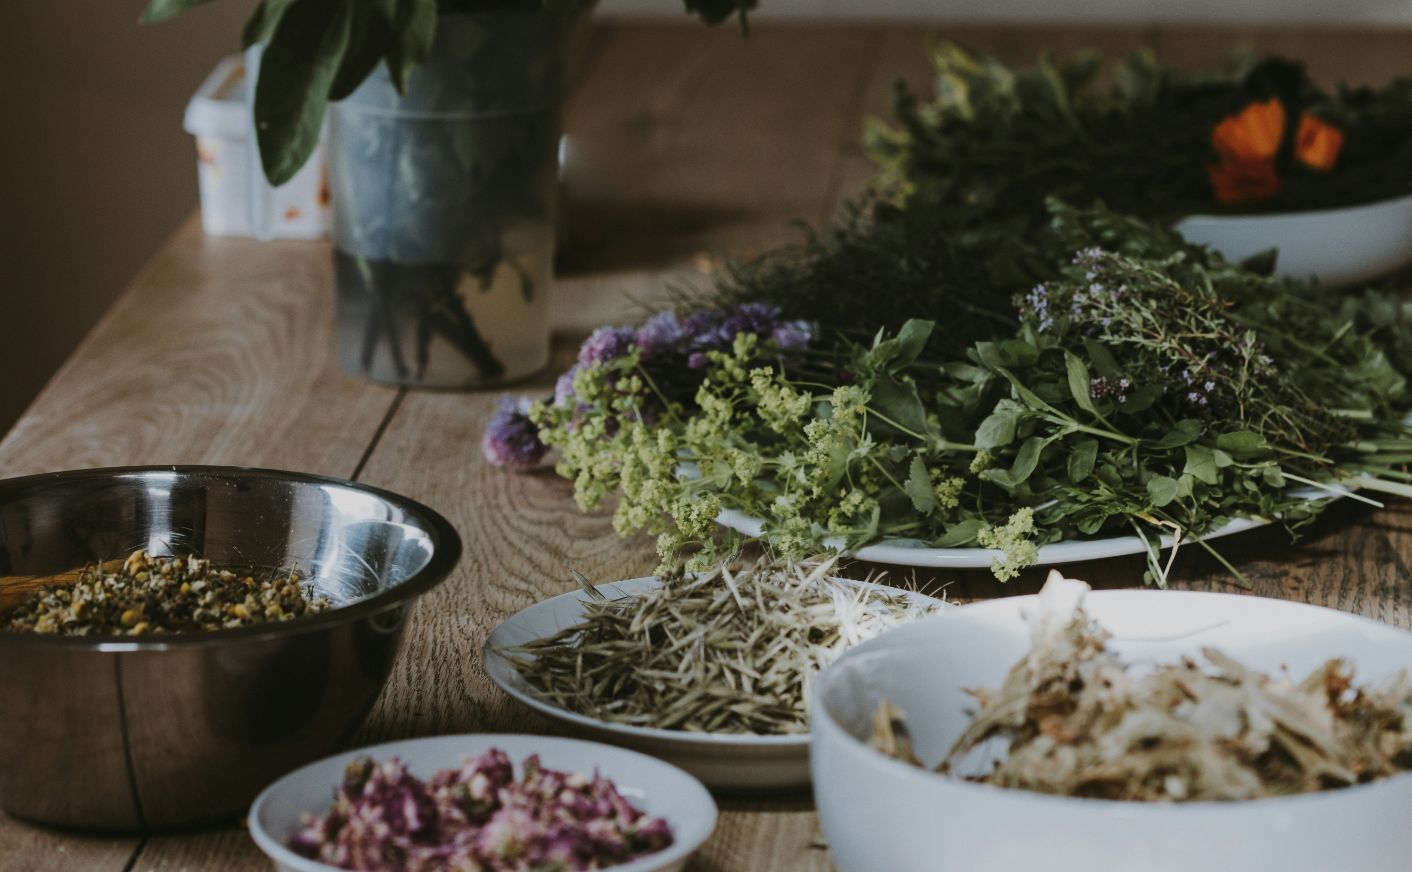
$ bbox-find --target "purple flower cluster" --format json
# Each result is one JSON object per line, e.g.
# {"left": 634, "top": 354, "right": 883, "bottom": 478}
{"left": 482, "top": 302, "right": 816, "bottom": 469}
{"left": 578, "top": 326, "right": 636, "bottom": 367}
{"left": 1024, "top": 283, "right": 1055, "bottom": 332}
{"left": 1089, "top": 376, "right": 1133, "bottom": 403}
{"left": 1179, "top": 367, "right": 1218, "bottom": 411}
{"left": 558, "top": 303, "right": 815, "bottom": 399}
{"left": 482, "top": 396, "right": 549, "bottom": 470}
{"left": 1025, "top": 248, "right": 1134, "bottom": 335}
{"left": 288, "top": 750, "right": 674, "bottom": 872}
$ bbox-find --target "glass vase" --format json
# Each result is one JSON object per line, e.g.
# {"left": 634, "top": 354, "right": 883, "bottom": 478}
{"left": 328, "top": 12, "right": 572, "bottom": 387}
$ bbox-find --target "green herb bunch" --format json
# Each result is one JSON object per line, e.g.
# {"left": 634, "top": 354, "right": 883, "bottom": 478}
{"left": 529, "top": 201, "right": 1412, "bottom": 584}
{"left": 866, "top": 43, "right": 1412, "bottom": 225}
{"left": 141, "top": 0, "right": 755, "bottom": 185}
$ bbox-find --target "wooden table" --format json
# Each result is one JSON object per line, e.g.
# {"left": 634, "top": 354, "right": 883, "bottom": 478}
{"left": 5, "top": 21, "right": 1412, "bottom": 871}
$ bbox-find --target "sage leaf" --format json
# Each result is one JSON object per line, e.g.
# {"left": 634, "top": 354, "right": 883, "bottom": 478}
{"left": 255, "top": 0, "right": 353, "bottom": 185}
{"left": 1147, "top": 475, "right": 1180, "bottom": 507}
{"left": 983, "top": 468, "right": 1018, "bottom": 490}
{"left": 1183, "top": 444, "right": 1220, "bottom": 486}
{"left": 1067, "top": 438, "right": 1098, "bottom": 482}
{"left": 904, "top": 455, "right": 939, "bottom": 514}
{"left": 1153, "top": 419, "right": 1201, "bottom": 449}
{"left": 1066, "top": 352, "right": 1098, "bottom": 415}
{"left": 1010, "top": 436, "right": 1045, "bottom": 484}
{"left": 1216, "top": 430, "right": 1270, "bottom": 458}
{"left": 975, "top": 401, "right": 1023, "bottom": 449}
{"left": 871, "top": 377, "right": 930, "bottom": 436}
{"left": 1083, "top": 339, "right": 1120, "bottom": 378}
{"left": 935, "top": 518, "right": 985, "bottom": 547}
{"left": 894, "top": 319, "right": 935, "bottom": 367}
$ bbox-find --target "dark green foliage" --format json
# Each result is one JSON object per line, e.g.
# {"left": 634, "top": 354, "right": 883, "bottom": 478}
{"left": 868, "top": 44, "right": 1412, "bottom": 229}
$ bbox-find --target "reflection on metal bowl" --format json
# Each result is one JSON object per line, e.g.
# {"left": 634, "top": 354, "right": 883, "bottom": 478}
{"left": 0, "top": 466, "right": 461, "bottom": 832}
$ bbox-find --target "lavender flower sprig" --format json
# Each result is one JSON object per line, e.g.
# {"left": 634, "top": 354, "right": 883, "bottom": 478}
{"left": 483, "top": 303, "right": 817, "bottom": 470}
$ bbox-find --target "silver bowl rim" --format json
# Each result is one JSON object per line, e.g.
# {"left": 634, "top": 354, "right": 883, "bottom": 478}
{"left": 0, "top": 465, "right": 463, "bottom": 652}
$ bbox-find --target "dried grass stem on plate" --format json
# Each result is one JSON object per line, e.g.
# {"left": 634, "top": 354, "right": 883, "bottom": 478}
{"left": 507, "top": 556, "right": 938, "bottom": 735}
{"left": 873, "top": 573, "right": 1412, "bottom": 801}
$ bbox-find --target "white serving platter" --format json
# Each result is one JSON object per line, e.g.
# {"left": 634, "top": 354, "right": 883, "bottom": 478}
{"left": 249, "top": 733, "right": 716, "bottom": 872}
{"left": 484, "top": 576, "right": 943, "bottom": 792}
{"left": 715, "top": 483, "right": 1355, "bottom": 570}
{"left": 1174, "top": 191, "right": 1412, "bottom": 287}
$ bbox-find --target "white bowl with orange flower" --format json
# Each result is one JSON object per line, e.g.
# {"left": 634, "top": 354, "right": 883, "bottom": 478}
{"left": 1175, "top": 96, "right": 1412, "bottom": 287}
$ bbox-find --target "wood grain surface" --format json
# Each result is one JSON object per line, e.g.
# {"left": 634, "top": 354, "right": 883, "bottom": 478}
{"left": 3, "top": 21, "right": 1412, "bottom": 872}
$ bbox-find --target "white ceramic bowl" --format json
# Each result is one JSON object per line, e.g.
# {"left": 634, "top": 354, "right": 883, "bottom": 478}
{"left": 485, "top": 576, "right": 942, "bottom": 792}
{"left": 249, "top": 733, "right": 717, "bottom": 872}
{"left": 1174, "top": 192, "right": 1412, "bottom": 287}
{"left": 812, "top": 591, "right": 1412, "bottom": 872}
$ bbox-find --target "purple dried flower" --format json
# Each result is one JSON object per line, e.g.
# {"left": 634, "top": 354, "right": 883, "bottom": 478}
{"left": 290, "top": 750, "right": 673, "bottom": 872}
{"left": 634, "top": 311, "right": 686, "bottom": 359}
{"left": 687, "top": 351, "right": 710, "bottom": 370}
{"left": 578, "top": 326, "right": 636, "bottom": 366}
{"left": 724, "top": 302, "right": 782, "bottom": 337}
{"left": 482, "top": 396, "right": 548, "bottom": 470}
{"left": 771, "top": 319, "right": 815, "bottom": 351}
{"left": 554, "top": 364, "right": 582, "bottom": 406}
{"left": 680, "top": 309, "right": 721, "bottom": 340}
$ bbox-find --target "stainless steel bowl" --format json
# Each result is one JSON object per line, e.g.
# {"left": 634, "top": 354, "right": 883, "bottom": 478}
{"left": 0, "top": 466, "right": 461, "bottom": 832}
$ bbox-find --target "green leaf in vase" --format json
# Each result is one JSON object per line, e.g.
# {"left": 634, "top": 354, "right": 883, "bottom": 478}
{"left": 255, "top": 0, "right": 353, "bottom": 185}
{"left": 330, "top": 4, "right": 392, "bottom": 101}
{"left": 242, "top": 0, "right": 295, "bottom": 49}
{"left": 386, "top": 0, "right": 438, "bottom": 94}
{"left": 139, "top": 0, "right": 215, "bottom": 24}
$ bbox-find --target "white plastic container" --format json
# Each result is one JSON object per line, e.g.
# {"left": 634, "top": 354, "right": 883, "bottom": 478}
{"left": 183, "top": 54, "right": 328, "bottom": 240}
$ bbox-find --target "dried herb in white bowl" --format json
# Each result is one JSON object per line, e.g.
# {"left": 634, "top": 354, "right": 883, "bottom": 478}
{"left": 872, "top": 574, "right": 1412, "bottom": 801}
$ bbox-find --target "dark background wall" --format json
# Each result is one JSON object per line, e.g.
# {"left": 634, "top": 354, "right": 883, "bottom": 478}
{"left": 0, "top": 1, "right": 253, "bottom": 434}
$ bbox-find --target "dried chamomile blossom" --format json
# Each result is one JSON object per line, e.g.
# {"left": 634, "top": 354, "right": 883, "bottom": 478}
{"left": 3, "top": 549, "right": 330, "bottom": 636}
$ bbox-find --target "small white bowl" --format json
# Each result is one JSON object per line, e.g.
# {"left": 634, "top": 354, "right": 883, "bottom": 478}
{"left": 812, "top": 591, "right": 1412, "bottom": 872}
{"left": 248, "top": 733, "right": 717, "bottom": 872}
{"left": 1174, "top": 191, "right": 1412, "bottom": 287}
{"left": 485, "top": 576, "right": 942, "bottom": 792}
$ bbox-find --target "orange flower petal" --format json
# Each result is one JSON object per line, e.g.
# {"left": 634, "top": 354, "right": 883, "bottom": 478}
{"left": 1208, "top": 158, "right": 1281, "bottom": 205}
{"left": 1211, "top": 98, "right": 1286, "bottom": 162}
{"left": 1295, "top": 113, "right": 1344, "bottom": 172}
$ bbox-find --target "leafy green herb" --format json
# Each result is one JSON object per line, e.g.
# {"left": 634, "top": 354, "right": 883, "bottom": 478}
{"left": 868, "top": 43, "right": 1412, "bottom": 223}
{"left": 529, "top": 201, "right": 1412, "bottom": 585}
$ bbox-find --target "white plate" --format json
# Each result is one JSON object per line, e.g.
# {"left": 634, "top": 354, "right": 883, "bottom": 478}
{"left": 484, "top": 576, "right": 943, "bottom": 792}
{"left": 1174, "top": 191, "right": 1412, "bottom": 287}
{"left": 716, "top": 484, "right": 1353, "bottom": 570}
{"left": 248, "top": 733, "right": 716, "bottom": 872}
{"left": 813, "top": 584, "right": 1412, "bottom": 872}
